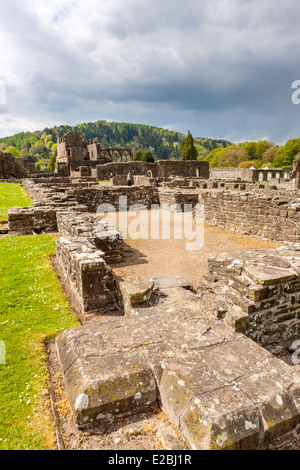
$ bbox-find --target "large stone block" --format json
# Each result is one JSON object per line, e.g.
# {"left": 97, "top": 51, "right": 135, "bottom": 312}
{"left": 116, "top": 276, "right": 154, "bottom": 314}
{"left": 180, "top": 386, "right": 263, "bottom": 450}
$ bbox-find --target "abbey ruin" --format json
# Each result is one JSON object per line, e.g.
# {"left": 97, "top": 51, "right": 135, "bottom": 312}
{"left": 2, "top": 130, "right": 300, "bottom": 450}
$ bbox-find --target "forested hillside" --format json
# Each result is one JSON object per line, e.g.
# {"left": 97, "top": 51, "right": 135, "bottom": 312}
{"left": 205, "top": 139, "right": 300, "bottom": 169}
{"left": 0, "top": 120, "right": 232, "bottom": 169}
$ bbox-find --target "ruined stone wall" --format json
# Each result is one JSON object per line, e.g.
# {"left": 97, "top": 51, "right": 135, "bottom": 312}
{"left": 197, "top": 245, "right": 300, "bottom": 351}
{"left": 17, "top": 158, "right": 38, "bottom": 174}
{"left": 210, "top": 167, "right": 292, "bottom": 182}
{"left": 210, "top": 167, "right": 255, "bottom": 181}
{"left": 0, "top": 152, "right": 30, "bottom": 179}
{"left": 97, "top": 160, "right": 209, "bottom": 181}
{"left": 8, "top": 178, "right": 88, "bottom": 235}
{"left": 66, "top": 186, "right": 154, "bottom": 212}
{"left": 56, "top": 237, "right": 116, "bottom": 315}
{"left": 8, "top": 206, "right": 58, "bottom": 235}
{"left": 198, "top": 190, "right": 300, "bottom": 243}
{"left": 87, "top": 141, "right": 102, "bottom": 161}
{"left": 57, "top": 212, "right": 124, "bottom": 264}
{"left": 159, "top": 190, "right": 199, "bottom": 210}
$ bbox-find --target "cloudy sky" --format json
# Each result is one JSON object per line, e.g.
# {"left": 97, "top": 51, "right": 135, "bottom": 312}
{"left": 0, "top": 0, "right": 300, "bottom": 143}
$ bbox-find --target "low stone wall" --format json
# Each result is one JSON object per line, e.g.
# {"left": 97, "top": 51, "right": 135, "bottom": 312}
{"left": 198, "top": 190, "right": 300, "bottom": 242}
{"left": 8, "top": 178, "right": 89, "bottom": 235}
{"left": 210, "top": 167, "right": 255, "bottom": 181}
{"left": 56, "top": 237, "right": 116, "bottom": 315}
{"left": 8, "top": 205, "right": 87, "bottom": 235}
{"left": 210, "top": 167, "right": 292, "bottom": 183}
{"left": 8, "top": 207, "right": 58, "bottom": 235}
{"left": 57, "top": 212, "right": 124, "bottom": 264}
{"left": 110, "top": 175, "right": 128, "bottom": 186}
{"left": 158, "top": 190, "right": 199, "bottom": 209}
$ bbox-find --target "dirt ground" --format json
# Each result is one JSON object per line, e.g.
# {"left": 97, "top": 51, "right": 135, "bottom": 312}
{"left": 111, "top": 210, "right": 280, "bottom": 288}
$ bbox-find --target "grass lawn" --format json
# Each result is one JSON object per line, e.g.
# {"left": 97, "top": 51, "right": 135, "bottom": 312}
{"left": 0, "top": 183, "right": 32, "bottom": 222}
{"left": 0, "top": 234, "right": 80, "bottom": 450}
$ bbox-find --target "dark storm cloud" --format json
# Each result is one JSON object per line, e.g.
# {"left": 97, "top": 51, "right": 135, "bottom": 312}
{"left": 0, "top": 0, "right": 300, "bottom": 141}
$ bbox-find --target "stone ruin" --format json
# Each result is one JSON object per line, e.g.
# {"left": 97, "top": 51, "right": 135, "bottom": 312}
{"left": 3, "top": 138, "right": 300, "bottom": 450}
{"left": 0, "top": 151, "right": 38, "bottom": 180}
{"left": 55, "top": 132, "right": 134, "bottom": 178}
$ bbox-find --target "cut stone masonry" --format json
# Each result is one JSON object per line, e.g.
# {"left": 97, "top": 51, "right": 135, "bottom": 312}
{"left": 4, "top": 164, "right": 300, "bottom": 450}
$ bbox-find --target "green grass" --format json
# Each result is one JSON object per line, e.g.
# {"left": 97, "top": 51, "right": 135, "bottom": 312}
{"left": 0, "top": 234, "right": 80, "bottom": 449}
{"left": 98, "top": 180, "right": 110, "bottom": 185}
{"left": 0, "top": 183, "right": 32, "bottom": 222}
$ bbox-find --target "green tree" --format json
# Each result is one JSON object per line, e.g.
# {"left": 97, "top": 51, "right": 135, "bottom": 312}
{"left": 51, "top": 143, "right": 58, "bottom": 157}
{"left": 181, "top": 131, "right": 198, "bottom": 161}
{"left": 240, "top": 142, "right": 256, "bottom": 160}
{"left": 254, "top": 140, "right": 271, "bottom": 160}
{"left": 44, "top": 134, "right": 53, "bottom": 144}
{"left": 20, "top": 148, "right": 29, "bottom": 158}
{"left": 217, "top": 147, "right": 248, "bottom": 167}
{"left": 134, "top": 150, "right": 144, "bottom": 161}
{"left": 238, "top": 160, "right": 259, "bottom": 169}
{"left": 4, "top": 146, "right": 21, "bottom": 158}
{"left": 142, "top": 150, "right": 155, "bottom": 163}
{"left": 261, "top": 146, "right": 278, "bottom": 164}
{"left": 47, "top": 155, "right": 56, "bottom": 171}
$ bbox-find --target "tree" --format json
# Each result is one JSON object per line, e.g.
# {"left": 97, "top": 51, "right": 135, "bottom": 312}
{"left": 142, "top": 150, "right": 155, "bottom": 163}
{"left": 4, "top": 146, "right": 21, "bottom": 158}
{"left": 134, "top": 150, "right": 144, "bottom": 161}
{"left": 20, "top": 148, "right": 29, "bottom": 158}
{"left": 217, "top": 147, "right": 248, "bottom": 167}
{"left": 261, "top": 146, "right": 278, "bottom": 164}
{"left": 51, "top": 143, "right": 58, "bottom": 157}
{"left": 181, "top": 131, "right": 198, "bottom": 160}
{"left": 254, "top": 140, "right": 271, "bottom": 160}
{"left": 47, "top": 155, "right": 56, "bottom": 171}
{"left": 238, "top": 161, "right": 259, "bottom": 169}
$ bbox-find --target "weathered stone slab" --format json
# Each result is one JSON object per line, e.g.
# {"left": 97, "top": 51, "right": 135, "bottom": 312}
{"left": 245, "top": 265, "right": 297, "bottom": 286}
{"left": 151, "top": 276, "right": 193, "bottom": 291}
{"left": 56, "top": 302, "right": 300, "bottom": 449}
{"left": 58, "top": 350, "right": 157, "bottom": 427}
{"left": 180, "top": 386, "right": 263, "bottom": 450}
{"left": 236, "top": 372, "right": 298, "bottom": 440}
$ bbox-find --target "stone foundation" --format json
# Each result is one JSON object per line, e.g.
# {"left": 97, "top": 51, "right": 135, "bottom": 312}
{"left": 56, "top": 237, "right": 116, "bottom": 315}
{"left": 6, "top": 174, "right": 300, "bottom": 450}
{"left": 56, "top": 285, "right": 300, "bottom": 450}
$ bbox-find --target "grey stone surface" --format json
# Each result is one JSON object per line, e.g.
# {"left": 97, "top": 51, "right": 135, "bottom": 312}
{"left": 116, "top": 276, "right": 154, "bottom": 314}
{"left": 150, "top": 276, "right": 193, "bottom": 291}
{"left": 56, "top": 286, "right": 300, "bottom": 449}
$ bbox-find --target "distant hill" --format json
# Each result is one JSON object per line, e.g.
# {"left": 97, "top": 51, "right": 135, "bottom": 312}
{"left": 0, "top": 120, "right": 233, "bottom": 163}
